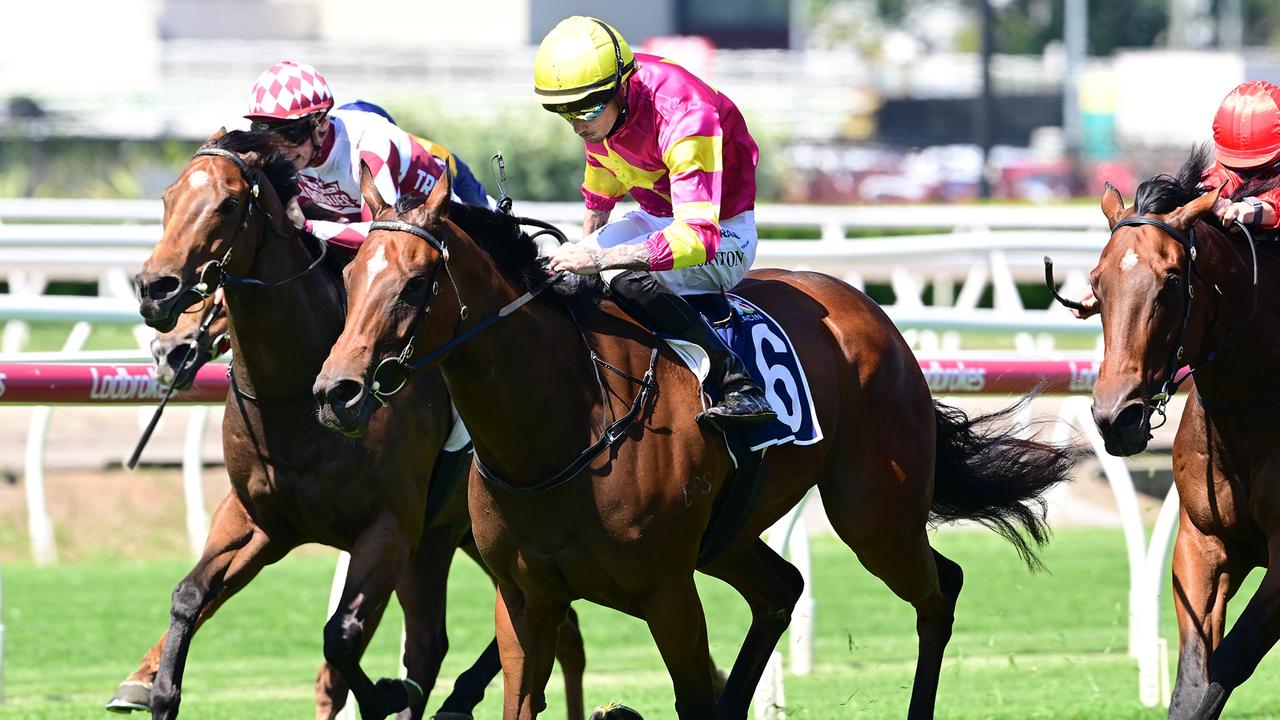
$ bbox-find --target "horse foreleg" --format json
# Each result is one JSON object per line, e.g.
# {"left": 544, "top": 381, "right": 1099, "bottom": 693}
{"left": 438, "top": 538, "right": 586, "bottom": 720}
{"left": 495, "top": 583, "right": 567, "bottom": 720}
{"left": 638, "top": 576, "right": 718, "bottom": 719}
{"left": 554, "top": 606, "right": 586, "bottom": 720}
{"left": 389, "top": 523, "right": 462, "bottom": 719}
{"left": 1167, "top": 517, "right": 1245, "bottom": 720}
{"left": 149, "top": 495, "right": 286, "bottom": 720}
{"left": 314, "top": 599, "right": 391, "bottom": 720}
{"left": 700, "top": 539, "right": 803, "bottom": 720}
{"left": 107, "top": 585, "right": 237, "bottom": 712}
{"left": 1190, "top": 533, "right": 1280, "bottom": 720}
{"left": 323, "top": 511, "right": 413, "bottom": 720}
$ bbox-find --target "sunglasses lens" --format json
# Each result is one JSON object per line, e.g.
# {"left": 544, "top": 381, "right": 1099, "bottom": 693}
{"left": 252, "top": 117, "right": 314, "bottom": 144}
{"left": 560, "top": 103, "right": 607, "bottom": 122}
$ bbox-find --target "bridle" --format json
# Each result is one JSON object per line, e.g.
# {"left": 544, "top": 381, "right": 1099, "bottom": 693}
{"left": 184, "top": 147, "right": 330, "bottom": 405}
{"left": 360, "top": 212, "right": 660, "bottom": 494}
{"left": 1046, "top": 214, "right": 1259, "bottom": 424}
{"left": 183, "top": 147, "right": 327, "bottom": 303}
{"left": 366, "top": 215, "right": 570, "bottom": 400}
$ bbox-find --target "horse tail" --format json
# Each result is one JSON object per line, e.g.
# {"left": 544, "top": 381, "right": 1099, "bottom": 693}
{"left": 928, "top": 393, "right": 1074, "bottom": 571}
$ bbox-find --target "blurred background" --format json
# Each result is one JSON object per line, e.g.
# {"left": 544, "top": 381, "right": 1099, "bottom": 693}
{"left": 1, "top": 0, "right": 1276, "bottom": 202}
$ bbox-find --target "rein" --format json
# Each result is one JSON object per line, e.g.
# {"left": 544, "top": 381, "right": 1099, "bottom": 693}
{"left": 1047, "top": 215, "right": 1260, "bottom": 423}
{"left": 186, "top": 147, "right": 329, "bottom": 406}
{"left": 185, "top": 148, "right": 328, "bottom": 301}
{"left": 364, "top": 212, "right": 662, "bottom": 494}
{"left": 366, "top": 217, "right": 570, "bottom": 398}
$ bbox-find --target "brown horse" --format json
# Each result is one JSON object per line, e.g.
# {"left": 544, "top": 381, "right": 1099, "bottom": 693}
{"left": 1076, "top": 145, "right": 1280, "bottom": 720}
{"left": 116, "top": 297, "right": 570, "bottom": 720}
{"left": 313, "top": 168, "right": 1073, "bottom": 719}
{"left": 129, "top": 130, "right": 585, "bottom": 720}
{"left": 147, "top": 289, "right": 229, "bottom": 390}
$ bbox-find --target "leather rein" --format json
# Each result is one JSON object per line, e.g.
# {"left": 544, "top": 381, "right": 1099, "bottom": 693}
{"left": 188, "top": 147, "right": 330, "bottom": 405}
{"left": 364, "top": 214, "right": 660, "bottom": 494}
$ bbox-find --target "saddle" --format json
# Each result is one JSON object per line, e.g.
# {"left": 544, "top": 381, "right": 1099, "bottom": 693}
{"left": 678, "top": 292, "right": 823, "bottom": 565}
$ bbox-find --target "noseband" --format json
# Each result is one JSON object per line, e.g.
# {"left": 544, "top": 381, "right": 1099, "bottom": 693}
{"left": 1047, "top": 214, "right": 1259, "bottom": 424}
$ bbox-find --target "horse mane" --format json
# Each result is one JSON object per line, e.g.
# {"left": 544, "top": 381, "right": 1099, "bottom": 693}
{"left": 1133, "top": 143, "right": 1213, "bottom": 215}
{"left": 204, "top": 131, "right": 301, "bottom": 205}
{"left": 394, "top": 193, "right": 603, "bottom": 305}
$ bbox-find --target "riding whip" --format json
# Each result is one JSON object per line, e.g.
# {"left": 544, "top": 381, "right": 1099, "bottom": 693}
{"left": 125, "top": 294, "right": 224, "bottom": 470}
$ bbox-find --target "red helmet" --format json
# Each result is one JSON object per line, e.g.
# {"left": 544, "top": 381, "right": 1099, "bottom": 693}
{"left": 1213, "top": 80, "right": 1280, "bottom": 170}
{"left": 245, "top": 60, "right": 334, "bottom": 122}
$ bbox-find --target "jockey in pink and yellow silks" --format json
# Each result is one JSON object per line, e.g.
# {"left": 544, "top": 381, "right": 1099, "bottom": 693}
{"left": 576, "top": 54, "right": 759, "bottom": 272}
{"left": 535, "top": 16, "right": 776, "bottom": 431}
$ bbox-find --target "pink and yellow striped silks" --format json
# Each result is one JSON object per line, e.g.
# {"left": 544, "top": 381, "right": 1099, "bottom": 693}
{"left": 579, "top": 53, "right": 759, "bottom": 271}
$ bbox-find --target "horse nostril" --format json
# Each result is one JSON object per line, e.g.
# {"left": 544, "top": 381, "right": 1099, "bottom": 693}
{"left": 1114, "top": 404, "right": 1148, "bottom": 433}
{"left": 327, "top": 379, "right": 365, "bottom": 410}
{"left": 143, "top": 275, "right": 182, "bottom": 301}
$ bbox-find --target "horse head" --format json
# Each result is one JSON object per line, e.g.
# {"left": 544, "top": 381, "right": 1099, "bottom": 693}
{"left": 314, "top": 162, "right": 456, "bottom": 436}
{"left": 150, "top": 290, "right": 230, "bottom": 390}
{"left": 135, "top": 129, "right": 296, "bottom": 332}
{"left": 1089, "top": 147, "right": 1223, "bottom": 456}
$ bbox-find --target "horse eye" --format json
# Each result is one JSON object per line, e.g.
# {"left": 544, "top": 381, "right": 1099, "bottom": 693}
{"left": 217, "top": 197, "right": 240, "bottom": 215}
{"left": 403, "top": 276, "right": 428, "bottom": 295}
{"left": 1163, "top": 274, "right": 1181, "bottom": 292}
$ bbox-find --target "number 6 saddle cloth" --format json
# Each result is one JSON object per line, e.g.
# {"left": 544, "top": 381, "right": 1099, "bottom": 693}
{"left": 671, "top": 293, "right": 823, "bottom": 453}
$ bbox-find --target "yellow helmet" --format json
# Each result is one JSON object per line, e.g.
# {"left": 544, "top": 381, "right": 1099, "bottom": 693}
{"left": 533, "top": 16, "right": 635, "bottom": 114}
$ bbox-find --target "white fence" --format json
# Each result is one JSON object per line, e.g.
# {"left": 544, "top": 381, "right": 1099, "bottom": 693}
{"left": 1, "top": 198, "right": 1170, "bottom": 715}
{"left": 0, "top": 198, "right": 1106, "bottom": 359}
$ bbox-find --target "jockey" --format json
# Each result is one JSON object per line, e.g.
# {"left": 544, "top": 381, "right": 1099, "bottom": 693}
{"left": 1203, "top": 80, "right": 1280, "bottom": 228}
{"left": 337, "top": 100, "right": 491, "bottom": 208}
{"left": 1073, "top": 80, "right": 1280, "bottom": 319}
{"left": 245, "top": 60, "right": 457, "bottom": 250}
{"left": 534, "top": 16, "right": 776, "bottom": 430}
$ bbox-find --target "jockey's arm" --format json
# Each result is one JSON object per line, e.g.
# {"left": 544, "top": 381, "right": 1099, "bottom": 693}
{"left": 578, "top": 206, "right": 650, "bottom": 270}
{"left": 582, "top": 206, "right": 612, "bottom": 238}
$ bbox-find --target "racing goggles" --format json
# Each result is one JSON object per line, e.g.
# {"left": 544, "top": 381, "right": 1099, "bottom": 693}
{"left": 251, "top": 115, "right": 321, "bottom": 145}
{"left": 558, "top": 102, "right": 608, "bottom": 123}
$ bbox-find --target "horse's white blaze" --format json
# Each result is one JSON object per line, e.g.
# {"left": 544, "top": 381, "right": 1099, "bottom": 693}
{"left": 1120, "top": 248, "right": 1139, "bottom": 272}
{"left": 366, "top": 245, "right": 389, "bottom": 289}
{"left": 188, "top": 170, "right": 209, "bottom": 189}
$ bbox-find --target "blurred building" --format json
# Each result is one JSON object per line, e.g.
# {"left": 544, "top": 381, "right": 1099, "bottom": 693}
{"left": 4, "top": 0, "right": 1280, "bottom": 202}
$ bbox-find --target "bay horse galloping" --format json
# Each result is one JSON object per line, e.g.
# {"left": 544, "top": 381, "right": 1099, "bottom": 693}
{"left": 314, "top": 167, "right": 1073, "bottom": 719}
{"left": 129, "top": 130, "right": 585, "bottom": 720}
{"left": 1073, "top": 145, "right": 1280, "bottom": 720}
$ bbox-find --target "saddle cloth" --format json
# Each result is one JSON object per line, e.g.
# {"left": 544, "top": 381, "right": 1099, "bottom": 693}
{"left": 668, "top": 292, "right": 823, "bottom": 452}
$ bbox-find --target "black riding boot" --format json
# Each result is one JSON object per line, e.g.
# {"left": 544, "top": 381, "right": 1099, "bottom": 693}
{"left": 609, "top": 271, "right": 776, "bottom": 430}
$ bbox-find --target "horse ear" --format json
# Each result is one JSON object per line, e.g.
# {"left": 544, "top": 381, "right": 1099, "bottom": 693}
{"left": 360, "top": 161, "right": 389, "bottom": 218}
{"left": 1100, "top": 182, "right": 1127, "bottom": 228}
{"left": 1166, "top": 187, "right": 1220, "bottom": 232}
{"left": 201, "top": 127, "right": 227, "bottom": 148}
{"left": 424, "top": 165, "right": 452, "bottom": 219}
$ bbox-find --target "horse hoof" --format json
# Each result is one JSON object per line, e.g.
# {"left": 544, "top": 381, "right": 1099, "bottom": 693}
{"left": 374, "top": 677, "right": 423, "bottom": 715}
{"left": 589, "top": 703, "right": 644, "bottom": 720}
{"left": 403, "top": 678, "right": 424, "bottom": 708}
{"left": 104, "top": 680, "right": 151, "bottom": 713}
{"left": 430, "top": 713, "right": 474, "bottom": 720}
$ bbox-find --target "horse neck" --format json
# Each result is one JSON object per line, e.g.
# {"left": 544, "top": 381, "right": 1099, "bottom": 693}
{"left": 436, "top": 240, "right": 607, "bottom": 484}
{"left": 223, "top": 223, "right": 343, "bottom": 399}
{"left": 1188, "top": 222, "right": 1280, "bottom": 399}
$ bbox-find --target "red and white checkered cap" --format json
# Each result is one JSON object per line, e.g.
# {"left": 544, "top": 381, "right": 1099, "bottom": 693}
{"left": 245, "top": 60, "right": 334, "bottom": 121}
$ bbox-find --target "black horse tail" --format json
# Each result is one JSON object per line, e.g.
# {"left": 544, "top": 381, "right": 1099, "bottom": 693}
{"left": 929, "top": 394, "right": 1075, "bottom": 571}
